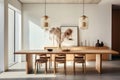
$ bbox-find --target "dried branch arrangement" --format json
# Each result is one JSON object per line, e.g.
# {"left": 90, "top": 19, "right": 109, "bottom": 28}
{"left": 49, "top": 27, "right": 73, "bottom": 46}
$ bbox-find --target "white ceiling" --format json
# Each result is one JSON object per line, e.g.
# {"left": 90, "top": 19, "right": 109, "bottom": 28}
{"left": 19, "top": 0, "right": 101, "bottom": 4}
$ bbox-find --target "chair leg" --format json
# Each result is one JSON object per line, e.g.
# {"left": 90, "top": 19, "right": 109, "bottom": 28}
{"left": 46, "top": 62, "right": 47, "bottom": 72}
{"left": 82, "top": 63, "right": 84, "bottom": 73}
{"left": 84, "top": 62, "right": 86, "bottom": 74}
{"left": 56, "top": 63, "right": 58, "bottom": 68}
{"left": 49, "top": 59, "right": 50, "bottom": 69}
{"left": 34, "top": 62, "right": 37, "bottom": 74}
{"left": 45, "top": 62, "right": 47, "bottom": 74}
{"left": 37, "top": 63, "right": 39, "bottom": 72}
{"left": 54, "top": 61, "right": 56, "bottom": 74}
{"left": 64, "top": 62, "right": 66, "bottom": 75}
{"left": 73, "top": 61, "right": 75, "bottom": 75}
{"left": 38, "top": 63, "right": 40, "bottom": 69}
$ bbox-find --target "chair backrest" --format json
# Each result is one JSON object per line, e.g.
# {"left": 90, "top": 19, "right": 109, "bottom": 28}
{"left": 35, "top": 54, "right": 47, "bottom": 60}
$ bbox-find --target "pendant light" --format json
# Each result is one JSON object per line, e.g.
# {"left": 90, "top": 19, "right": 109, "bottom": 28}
{"left": 41, "top": 0, "right": 50, "bottom": 30}
{"left": 79, "top": 0, "right": 88, "bottom": 30}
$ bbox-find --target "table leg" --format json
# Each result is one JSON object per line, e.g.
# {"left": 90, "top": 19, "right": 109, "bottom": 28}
{"left": 96, "top": 54, "right": 102, "bottom": 74}
{"left": 26, "top": 54, "right": 33, "bottom": 74}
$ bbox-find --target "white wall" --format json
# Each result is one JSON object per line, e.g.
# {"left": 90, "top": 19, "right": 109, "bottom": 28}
{"left": 22, "top": 0, "right": 112, "bottom": 50}
{"left": 0, "top": 0, "right": 5, "bottom": 72}
{"left": 0, "top": 0, "right": 22, "bottom": 72}
{"left": 4, "top": 0, "right": 8, "bottom": 71}
{"left": 0, "top": 0, "right": 8, "bottom": 72}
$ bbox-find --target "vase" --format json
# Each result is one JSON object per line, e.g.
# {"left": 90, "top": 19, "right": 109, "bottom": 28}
{"left": 100, "top": 41, "right": 104, "bottom": 47}
{"left": 95, "top": 40, "right": 100, "bottom": 47}
{"left": 58, "top": 42, "right": 61, "bottom": 49}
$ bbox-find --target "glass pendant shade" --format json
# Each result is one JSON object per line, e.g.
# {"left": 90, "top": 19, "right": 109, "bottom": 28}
{"left": 41, "top": 0, "right": 50, "bottom": 30}
{"left": 41, "top": 15, "right": 50, "bottom": 30}
{"left": 79, "top": 15, "right": 88, "bottom": 30}
{"left": 79, "top": 0, "right": 88, "bottom": 30}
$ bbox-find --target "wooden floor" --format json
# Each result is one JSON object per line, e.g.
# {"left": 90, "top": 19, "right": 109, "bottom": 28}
{"left": 0, "top": 60, "right": 120, "bottom": 80}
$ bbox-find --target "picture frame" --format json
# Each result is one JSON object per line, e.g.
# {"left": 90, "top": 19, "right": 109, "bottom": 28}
{"left": 60, "top": 26, "right": 79, "bottom": 47}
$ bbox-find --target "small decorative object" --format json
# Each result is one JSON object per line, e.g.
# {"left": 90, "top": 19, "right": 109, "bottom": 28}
{"left": 84, "top": 40, "right": 87, "bottom": 46}
{"left": 80, "top": 42, "right": 83, "bottom": 46}
{"left": 47, "top": 49, "right": 53, "bottom": 52}
{"left": 95, "top": 40, "right": 100, "bottom": 47}
{"left": 100, "top": 41, "right": 104, "bottom": 47}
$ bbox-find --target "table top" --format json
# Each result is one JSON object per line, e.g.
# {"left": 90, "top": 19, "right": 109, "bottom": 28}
{"left": 15, "top": 49, "right": 119, "bottom": 55}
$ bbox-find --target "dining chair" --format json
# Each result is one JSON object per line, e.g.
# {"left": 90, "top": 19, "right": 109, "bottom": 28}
{"left": 54, "top": 53, "right": 66, "bottom": 74}
{"left": 34, "top": 54, "right": 48, "bottom": 74}
{"left": 44, "top": 47, "right": 58, "bottom": 69}
{"left": 73, "top": 54, "right": 86, "bottom": 74}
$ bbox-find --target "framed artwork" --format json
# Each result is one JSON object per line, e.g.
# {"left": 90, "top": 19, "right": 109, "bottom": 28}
{"left": 60, "top": 26, "right": 79, "bottom": 47}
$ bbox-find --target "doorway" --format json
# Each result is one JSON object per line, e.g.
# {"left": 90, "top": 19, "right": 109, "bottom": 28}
{"left": 112, "top": 5, "right": 120, "bottom": 60}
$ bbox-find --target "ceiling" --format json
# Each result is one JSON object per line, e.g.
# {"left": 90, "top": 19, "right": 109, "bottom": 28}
{"left": 19, "top": 0, "right": 102, "bottom": 4}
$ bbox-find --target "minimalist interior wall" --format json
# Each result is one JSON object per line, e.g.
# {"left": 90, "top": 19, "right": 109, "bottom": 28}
{"left": 0, "top": 0, "right": 5, "bottom": 72}
{"left": 4, "top": 0, "right": 8, "bottom": 71}
{"left": 0, "top": 0, "right": 21, "bottom": 72}
{"left": 22, "top": 0, "right": 112, "bottom": 49}
{"left": 0, "top": 0, "right": 8, "bottom": 72}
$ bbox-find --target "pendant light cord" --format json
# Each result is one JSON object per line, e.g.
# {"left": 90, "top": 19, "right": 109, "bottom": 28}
{"left": 45, "top": 0, "right": 46, "bottom": 16}
{"left": 83, "top": 0, "right": 85, "bottom": 15}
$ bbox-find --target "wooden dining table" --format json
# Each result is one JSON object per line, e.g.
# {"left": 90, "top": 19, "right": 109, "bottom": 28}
{"left": 15, "top": 49, "right": 118, "bottom": 74}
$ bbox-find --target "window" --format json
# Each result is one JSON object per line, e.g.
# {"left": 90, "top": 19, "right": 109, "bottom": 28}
{"left": 8, "top": 7, "right": 21, "bottom": 67}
